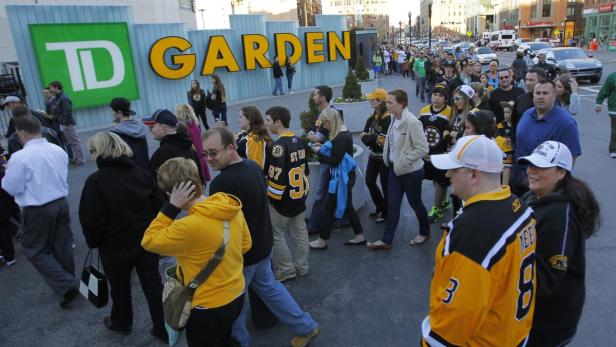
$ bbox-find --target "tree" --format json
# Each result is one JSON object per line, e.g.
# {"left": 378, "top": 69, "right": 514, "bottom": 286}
{"left": 355, "top": 56, "right": 370, "bottom": 81}
{"left": 342, "top": 69, "right": 362, "bottom": 101}
{"left": 299, "top": 92, "right": 321, "bottom": 134}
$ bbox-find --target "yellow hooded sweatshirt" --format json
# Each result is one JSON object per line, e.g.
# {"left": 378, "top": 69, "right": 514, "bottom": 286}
{"left": 142, "top": 192, "right": 252, "bottom": 309}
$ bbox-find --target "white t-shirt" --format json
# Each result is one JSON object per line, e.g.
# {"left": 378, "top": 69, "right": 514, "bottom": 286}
{"left": 383, "top": 50, "right": 391, "bottom": 63}
{"left": 397, "top": 51, "right": 406, "bottom": 63}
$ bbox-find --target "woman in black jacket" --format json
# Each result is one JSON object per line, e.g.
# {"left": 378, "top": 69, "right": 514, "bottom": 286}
{"left": 518, "top": 141, "right": 600, "bottom": 347}
{"left": 187, "top": 79, "right": 209, "bottom": 130}
{"left": 308, "top": 108, "right": 365, "bottom": 249}
{"left": 206, "top": 74, "right": 228, "bottom": 125}
{"left": 79, "top": 131, "right": 167, "bottom": 342}
{"left": 360, "top": 88, "right": 391, "bottom": 224}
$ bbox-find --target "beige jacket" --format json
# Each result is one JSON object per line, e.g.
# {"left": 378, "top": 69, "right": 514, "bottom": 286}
{"left": 383, "top": 108, "right": 429, "bottom": 176}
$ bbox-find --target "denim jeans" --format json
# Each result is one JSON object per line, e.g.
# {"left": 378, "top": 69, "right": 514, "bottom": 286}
{"left": 381, "top": 168, "right": 430, "bottom": 244}
{"left": 231, "top": 255, "right": 318, "bottom": 347}
{"left": 272, "top": 77, "right": 283, "bottom": 95}
{"left": 417, "top": 77, "right": 427, "bottom": 100}
{"left": 286, "top": 74, "right": 294, "bottom": 91}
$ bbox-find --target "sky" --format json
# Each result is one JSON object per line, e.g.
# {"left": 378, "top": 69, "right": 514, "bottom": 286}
{"left": 388, "top": 0, "right": 420, "bottom": 26}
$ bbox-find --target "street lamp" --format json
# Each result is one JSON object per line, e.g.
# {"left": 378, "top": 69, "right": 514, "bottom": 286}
{"left": 428, "top": 0, "right": 433, "bottom": 51}
{"left": 399, "top": 21, "right": 403, "bottom": 45}
{"left": 408, "top": 11, "right": 412, "bottom": 40}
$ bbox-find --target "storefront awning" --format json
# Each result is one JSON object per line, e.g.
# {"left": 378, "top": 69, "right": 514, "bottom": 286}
{"left": 521, "top": 24, "right": 556, "bottom": 29}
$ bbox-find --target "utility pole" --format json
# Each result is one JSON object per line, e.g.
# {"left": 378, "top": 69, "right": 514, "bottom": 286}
{"left": 428, "top": 1, "right": 433, "bottom": 51}
{"left": 199, "top": 9, "right": 205, "bottom": 29}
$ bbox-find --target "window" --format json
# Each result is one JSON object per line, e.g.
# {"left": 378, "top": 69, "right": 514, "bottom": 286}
{"left": 567, "top": 5, "right": 575, "bottom": 16}
{"left": 542, "top": 0, "right": 551, "bottom": 17}
{"left": 531, "top": 0, "right": 538, "bottom": 18}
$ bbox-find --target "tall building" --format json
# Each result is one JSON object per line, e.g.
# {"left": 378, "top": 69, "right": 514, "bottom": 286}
{"left": 494, "top": 0, "right": 520, "bottom": 31}
{"left": 518, "top": 0, "right": 569, "bottom": 39}
{"left": 322, "top": 0, "right": 390, "bottom": 37}
{"left": 419, "top": 0, "right": 467, "bottom": 38}
{"left": 465, "top": 0, "right": 494, "bottom": 36}
{"left": 582, "top": 0, "right": 612, "bottom": 43}
{"left": 0, "top": 0, "right": 197, "bottom": 70}
{"left": 298, "top": 0, "right": 323, "bottom": 26}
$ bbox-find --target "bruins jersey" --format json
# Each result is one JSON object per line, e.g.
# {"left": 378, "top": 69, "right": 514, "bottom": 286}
{"left": 495, "top": 122, "right": 514, "bottom": 167}
{"left": 267, "top": 132, "right": 310, "bottom": 217}
{"left": 419, "top": 105, "right": 452, "bottom": 155}
{"left": 422, "top": 187, "right": 537, "bottom": 347}
{"left": 236, "top": 131, "right": 269, "bottom": 171}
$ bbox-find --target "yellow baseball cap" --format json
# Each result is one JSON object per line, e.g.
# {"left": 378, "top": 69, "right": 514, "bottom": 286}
{"left": 366, "top": 88, "right": 388, "bottom": 102}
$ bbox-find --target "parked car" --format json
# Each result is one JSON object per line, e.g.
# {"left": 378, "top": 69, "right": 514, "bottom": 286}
{"left": 511, "top": 38, "right": 532, "bottom": 51}
{"left": 533, "top": 47, "right": 602, "bottom": 83}
{"left": 517, "top": 42, "right": 552, "bottom": 57}
{"left": 475, "top": 47, "right": 498, "bottom": 64}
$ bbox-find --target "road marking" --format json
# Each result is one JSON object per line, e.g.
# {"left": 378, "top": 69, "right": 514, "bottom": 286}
{"left": 579, "top": 86, "right": 602, "bottom": 93}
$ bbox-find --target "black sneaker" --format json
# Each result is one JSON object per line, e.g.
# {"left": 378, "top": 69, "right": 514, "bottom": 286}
{"left": 150, "top": 328, "right": 168, "bottom": 343}
{"left": 59, "top": 288, "right": 79, "bottom": 309}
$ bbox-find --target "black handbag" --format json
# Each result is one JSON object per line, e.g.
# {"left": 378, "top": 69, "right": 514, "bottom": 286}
{"left": 79, "top": 249, "right": 109, "bottom": 308}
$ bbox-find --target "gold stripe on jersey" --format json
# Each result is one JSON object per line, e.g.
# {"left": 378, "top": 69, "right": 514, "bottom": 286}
{"left": 420, "top": 105, "right": 451, "bottom": 122}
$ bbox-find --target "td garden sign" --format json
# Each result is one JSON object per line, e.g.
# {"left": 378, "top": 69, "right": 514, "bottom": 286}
{"left": 7, "top": 5, "right": 350, "bottom": 125}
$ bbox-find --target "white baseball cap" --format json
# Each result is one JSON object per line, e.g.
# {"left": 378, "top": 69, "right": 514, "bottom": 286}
{"left": 458, "top": 84, "right": 475, "bottom": 99}
{"left": 1, "top": 95, "right": 21, "bottom": 106}
{"left": 432, "top": 135, "right": 504, "bottom": 173}
{"left": 517, "top": 141, "right": 573, "bottom": 172}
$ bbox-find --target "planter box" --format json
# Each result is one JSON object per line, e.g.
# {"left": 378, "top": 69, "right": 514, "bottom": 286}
{"left": 359, "top": 79, "right": 378, "bottom": 95}
{"left": 332, "top": 100, "right": 371, "bottom": 133}
{"left": 305, "top": 145, "right": 368, "bottom": 215}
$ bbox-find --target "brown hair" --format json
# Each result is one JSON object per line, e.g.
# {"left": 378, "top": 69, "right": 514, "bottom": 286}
{"left": 241, "top": 106, "right": 272, "bottom": 146}
{"left": 157, "top": 157, "right": 203, "bottom": 196}
{"left": 210, "top": 74, "right": 226, "bottom": 102}
{"left": 388, "top": 89, "right": 408, "bottom": 108}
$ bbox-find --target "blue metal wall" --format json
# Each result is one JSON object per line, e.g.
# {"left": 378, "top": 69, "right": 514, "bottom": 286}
{"left": 6, "top": 5, "right": 348, "bottom": 129}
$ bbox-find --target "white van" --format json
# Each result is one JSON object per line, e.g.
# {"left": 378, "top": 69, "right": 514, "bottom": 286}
{"left": 490, "top": 30, "right": 517, "bottom": 51}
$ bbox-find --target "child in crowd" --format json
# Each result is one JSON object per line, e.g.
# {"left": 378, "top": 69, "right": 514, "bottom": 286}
{"left": 496, "top": 101, "right": 515, "bottom": 185}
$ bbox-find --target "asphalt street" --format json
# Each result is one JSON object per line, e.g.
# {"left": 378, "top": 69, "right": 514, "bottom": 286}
{"left": 0, "top": 50, "right": 615, "bottom": 346}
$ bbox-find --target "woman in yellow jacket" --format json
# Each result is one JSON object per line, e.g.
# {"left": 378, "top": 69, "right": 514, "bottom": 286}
{"left": 236, "top": 105, "right": 272, "bottom": 174}
{"left": 141, "top": 157, "right": 252, "bottom": 346}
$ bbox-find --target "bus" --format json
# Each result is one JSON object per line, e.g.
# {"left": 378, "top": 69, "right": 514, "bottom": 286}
{"left": 490, "top": 30, "right": 517, "bottom": 51}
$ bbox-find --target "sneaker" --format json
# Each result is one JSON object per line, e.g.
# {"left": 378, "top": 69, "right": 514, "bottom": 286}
{"left": 375, "top": 216, "right": 386, "bottom": 224}
{"left": 275, "top": 271, "right": 297, "bottom": 282}
{"left": 4, "top": 259, "right": 16, "bottom": 266}
{"left": 440, "top": 199, "right": 451, "bottom": 210}
{"left": 59, "top": 288, "right": 79, "bottom": 309}
{"left": 427, "top": 206, "right": 443, "bottom": 223}
{"left": 610, "top": 152, "right": 616, "bottom": 158}
{"left": 291, "top": 327, "right": 319, "bottom": 347}
{"left": 103, "top": 316, "right": 132, "bottom": 335}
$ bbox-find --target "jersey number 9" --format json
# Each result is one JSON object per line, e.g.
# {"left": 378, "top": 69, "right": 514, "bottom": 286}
{"left": 289, "top": 164, "right": 308, "bottom": 199}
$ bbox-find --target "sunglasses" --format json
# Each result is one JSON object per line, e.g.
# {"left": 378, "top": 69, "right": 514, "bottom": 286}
{"left": 454, "top": 96, "right": 464, "bottom": 102}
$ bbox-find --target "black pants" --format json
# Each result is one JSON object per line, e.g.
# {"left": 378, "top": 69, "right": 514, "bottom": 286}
{"left": 100, "top": 247, "right": 165, "bottom": 334}
{"left": 0, "top": 222, "right": 16, "bottom": 261}
{"left": 319, "top": 171, "right": 364, "bottom": 240}
{"left": 365, "top": 156, "right": 389, "bottom": 218}
{"left": 195, "top": 108, "right": 209, "bottom": 130}
{"left": 186, "top": 294, "right": 244, "bottom": 347}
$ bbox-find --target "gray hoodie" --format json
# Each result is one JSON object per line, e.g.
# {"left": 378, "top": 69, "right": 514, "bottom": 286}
{"left": 112, "top": 120, "right": 148, "bottom": 139}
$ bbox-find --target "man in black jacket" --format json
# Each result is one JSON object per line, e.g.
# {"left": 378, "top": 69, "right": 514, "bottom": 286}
{"left": 109, "top": 97, "right": 149, "bottom": 170}
{"left": 48, "top": 81, "right": 86, "bottom": 166}
{"left": 512, "top": 68, "right": 548, "bottom": 144}
{"left": 534, "top": 52, "right": 557, "bottom": 80}
{"left": 143, "top": 109, "right": 204, "bottom": 185}
{"left": 7, "top": 105, "right": 64, "bottom": 157}
{"left": 511, "top": 51, "right": 528, "bottom": 85}
{"left": 488, "top": 68, "right": 525, "bottom": 123}
{"left": 448, "top": 58, "right": 480, "bottom": 92}
{"left": 204, "top": 127, "right": 319, "bottom": 347}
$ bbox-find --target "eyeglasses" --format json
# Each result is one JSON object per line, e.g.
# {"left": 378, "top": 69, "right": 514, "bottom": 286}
{"left": 454, "top": 96, "right": 464, "bottom": 102}
{"left": 204, "top": 145, "right": 228, "bottom": 157}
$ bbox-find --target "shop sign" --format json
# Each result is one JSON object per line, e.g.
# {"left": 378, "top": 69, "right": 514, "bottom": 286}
{"left": 583, "top": 8, "right": 598, "bottom": 15}
{"left": 599, "top": 4, "right": 613, "bottom": 13}
{"left": 526, "top": 21, "right": 553, "bottom": 27}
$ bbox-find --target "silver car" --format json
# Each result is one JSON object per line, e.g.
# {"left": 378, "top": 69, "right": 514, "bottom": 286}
{"left": 534, "top": 48, "right": 602, "bottom": 83}
{"left": 475, "top": 47, "right": 497, "bottom": 64}
{"left": 517, "top": 42, "right": 551, "bottom": 57}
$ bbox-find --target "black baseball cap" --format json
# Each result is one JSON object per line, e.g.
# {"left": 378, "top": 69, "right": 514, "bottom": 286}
{"left": 443, "top": 60, "right": 455, "bottom": 67}
{"left": 143, "top": 109, "right": 178, "bottom": 127}
{"left": 110, "top": 97, "right": 136, "bottom": 116}
{"left": 431, "top": 83, "right": 450, "bottom": 100}
{"left": 460, "top": 58, "right": 473, "bottom": 67}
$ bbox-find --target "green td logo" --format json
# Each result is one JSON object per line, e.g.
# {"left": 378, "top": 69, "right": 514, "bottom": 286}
{"left": 30, "top": 22, "right": 139, "bottom": 109}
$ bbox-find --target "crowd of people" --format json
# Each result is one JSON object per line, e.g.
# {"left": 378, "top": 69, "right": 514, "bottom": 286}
{"left": 0, "top": 42, "right": 609, "bottom": 346}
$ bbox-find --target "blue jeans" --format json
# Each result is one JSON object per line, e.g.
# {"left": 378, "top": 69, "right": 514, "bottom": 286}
{"left": 231, "top": 255, "right": 318, "bottom": 347}
{"left": 273, "top": 77, "right": 283, "bottom": 95}
{"left": 286, "top": 74, "right": 294, "bottom": 90}
{"left": 381, "top": 168, "right": 430, "bottom": 244}
{"left": 416, "top": 77, "right": 427, "bottom": 100}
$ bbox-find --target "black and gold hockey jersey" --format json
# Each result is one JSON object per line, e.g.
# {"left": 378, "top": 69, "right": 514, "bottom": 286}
{"left": 419, "top": 105, "right": 452, "bottom": 155}
{"left": 422, "top": 186, "right": 537, "bottom": 347}
{"left": 267, "top": 132, "right": 310, "bottom": 217}
{"left": 236, "top": 130, "right": 269, "bottom": 171}
{"left": 496, "top": 121, "right": 514, "bottom": 167}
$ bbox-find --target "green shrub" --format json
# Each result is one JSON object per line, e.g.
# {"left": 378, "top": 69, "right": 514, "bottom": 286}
{"left": 355, "top": 56, "right": 370, "bottom": 81}
{"left": 299, "top": 92, "right": 321, "bottom": 134}
{"left": 342, "top": 69, "right": 362, "bottom": 101}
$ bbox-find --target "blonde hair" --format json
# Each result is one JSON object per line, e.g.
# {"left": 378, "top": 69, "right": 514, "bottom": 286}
{"left": 88, "top": 131, "right": 133, "bottom": 161}
{"left": 318, "top": 107, "right": 344, "bottom": 140}
{"left": 157, "top": 157, "right": 203, "bottom": 195}
{"left": 175, "top": 103, "right": 199, "bottom": 124}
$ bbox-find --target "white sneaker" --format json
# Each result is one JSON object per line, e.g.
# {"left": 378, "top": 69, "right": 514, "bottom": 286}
{"left": 275, "top": 272, "right": 297, "bottom": 282}
{"left": 610, "top": 153, "right": 616, "bottom": 158}
{"left": 5, "top": 259, "right": 15, "bottom": 266}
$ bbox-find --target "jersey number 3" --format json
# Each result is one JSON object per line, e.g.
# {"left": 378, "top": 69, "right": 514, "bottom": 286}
{"left": 288, "top": 164, "right": 308, "bottom": 199}
{"left": 516, "top": 252, "right": 535, "bottom": 320}
{"left": 443, "top": 277, "right": 459, "bottom": 304}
